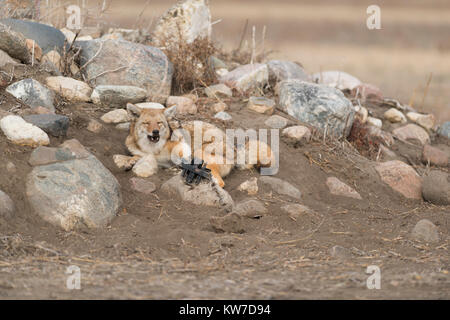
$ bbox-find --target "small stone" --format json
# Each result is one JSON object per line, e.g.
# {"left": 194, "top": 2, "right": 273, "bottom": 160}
{"left": 214, "top": 111, "right": 232, "bottom": 121}
{"left": 329, "top": 245, "right": 352, "bottom": 259}
{"left": 87, "top": 119, "right": 103, "bottom": 133}
{"left": 411, "top": 219, "right": 439, "bottom": 243}
{"left": 352, "top": 83, "right": 383, "bottom": 103}
{"left": 130, "top": 177, "right": 156, "bottom": 194}
{"left": 25, "top": 39, "right": 42, "bottom": 61}
{"left": 281, "top": 204, "right": 315, "bottom": 220}
{"left": 0, "top": 190, "right": 15, "bottom": 218}
{"left": 422, "top": 170, "right": 450, "bottom": 205}
{"left": 101, "top": 109, "right": 131, "bottom": 124}
{"left": 259, "top": 176, "right": 302, "bottom": 199}
{"left": 234, "top": 199, "right": 267, "bottom": 218}
{"left": 91, "top": 85, "right": 148, "bottom": 107}
{"left": 219, "top": 63, "right": 268, "bottom": 93}
{"left": 211, "top": 102, "right": 227, "bottom": 113}
{"left": 384, "top": 108, "right": 406, "bottom": 123}
{"left": 422, "top": 145, "right": 448, "bottom": 167}
{"left": 437, "top": 122, "right": 450, "bottom": 139}
{"left": 326, "top": 177, "right": 362, "bottom": 200}
{"left": 41, "top": 50, "right": 63, "bottom": 73}
{"left": 210, "top": 213, "right": 244, "bottom": 234}
{"left": 6, "top": 161, "right": 16, "bottom": 173}
{"left": 6, "top": 78, "right": 55, "bottom": 112}
{"left": 367, "top": 116, "right": 382, "bottom": 128}
{"left": 205, "top": 84, "right": 232, "bottom": 98}
{"left": 355, "top": 106, "right": 368, "bottom": 124}
{"left": 282, "top": 126, "right": 311, "bottom": 145}
{"left": 0, "top": 115, "right": 49, "bottom": 147}
{"left": 23, "top": 114, "right": 69, "bottom": 137}
{"left": 247, "top": 96, "right": 275, "bottom": 115}
{"left": 238, "top": 177, "right": 258, "bottom": 195}
{"left": 393, "top": 124, "right": 430, "bottom": 145}
{"left": 166, "top": 96, "right": 197, "bottom": 114}
{"left": 375, "top": 160, "right": 422, "bottom": 199}
{"left": 407, "top": 112, "right": 435, "bottom": 131}
{"left": 116, "top": 122, "right": 130, "bottom": 131}
{"left": 265, "top": 115, "right": 288, "bottom": 129}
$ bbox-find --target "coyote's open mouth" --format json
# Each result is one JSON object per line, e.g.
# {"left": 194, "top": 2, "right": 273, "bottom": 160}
{"left": 148, "top": 135, "right": 160, "bottom": 143}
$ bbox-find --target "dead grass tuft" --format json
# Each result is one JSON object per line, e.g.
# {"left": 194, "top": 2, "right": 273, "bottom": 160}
{"left": 157, "top": 36, "right": 217, "bottom": 95}
{"left": 347, "top": 118, "right": 380, "bottom": 159}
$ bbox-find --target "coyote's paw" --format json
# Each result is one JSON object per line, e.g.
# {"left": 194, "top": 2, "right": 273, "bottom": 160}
{"left": 113, "top": 155, "right": 140, "bottom": 171}
{"left": 132, "top": 155, "right": 158, "bottom": 178}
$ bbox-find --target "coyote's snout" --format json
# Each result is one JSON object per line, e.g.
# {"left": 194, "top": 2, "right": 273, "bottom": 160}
{"left": 113, "top": 103, "right": 276, "bottom": 187}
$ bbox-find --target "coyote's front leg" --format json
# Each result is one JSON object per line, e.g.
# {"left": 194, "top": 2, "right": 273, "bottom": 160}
{"left": 113, "top": 155, "right": 141, "bottom": 171}
{"left": 131, "top": 154, "right": 158, "bottom": 178}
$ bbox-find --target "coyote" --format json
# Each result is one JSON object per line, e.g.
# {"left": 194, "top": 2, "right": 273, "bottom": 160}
{"left": 113, "top": 103, "right": 275, "bottom": 187}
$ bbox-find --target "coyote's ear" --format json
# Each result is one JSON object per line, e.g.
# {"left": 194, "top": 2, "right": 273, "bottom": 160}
{"left": 127, "top": 103, "right": 141, "bottom": 117}
{"left": 164, "top": 105, "right": 177, "bottom": 120}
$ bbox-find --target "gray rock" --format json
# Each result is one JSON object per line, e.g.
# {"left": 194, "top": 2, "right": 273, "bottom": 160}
{"left": 0, "top": 22, "right": 30, "bottom": 63}
{"left": 130, "top": 177, "right": 156, "bottom": 194}
{"left": 208, "top": 56, "right": 227, "bottom": 71}
{"left": 0, "top": 49, "right": 20, "bottom": 67}
{"left": 26, "top": 140, "right": 121, "bottom": 231}
{"left": 205, "top": 83, "right": 232, "bottom": 98}
{"left": 234, "top": 199, "right": 267, "bottom": 218}
{"left": 210, "top": 213, "right": 244, "bottom": 234}
{"left": 278, "top": 80, "right": 355, "bottom": 137}
{"left": 438, "top": 121, "right": 450, "bottom": 139}
{"left": 161, "top": 175, "right": 234, "bottom": 211}
{"left": 6, "top": 79, "right": 55, "bottom": 112}
{"left": 76, "top": 39, "right": 173, "bottom": 98}
{"left": 422, "top": 170, "right": 450, "bottom": 205}
{"left": 214, "top": 111, "right": 232, "bottom": 121}
{"left": 265, "top": 115, "right": 288, "bottom": 129}
{"left": 267, "top": 60, "right": 309, "bottom": 84}
{"left": 411, "top": 219, "right": 439, "bottom": 243}
{"left": 0, "top": 190, "right": 15, "bottom": 218}
{"left": 91, "top": 85, "right": 148, "bottom": 107}
{"left": 0, "top": 19, "right": 66, "bottom": 54}
{"left": 23, "top": 114, "right": 69, "bottom": 137}
{"left": 259, "top": 176, "right": 302, "bottom": 199}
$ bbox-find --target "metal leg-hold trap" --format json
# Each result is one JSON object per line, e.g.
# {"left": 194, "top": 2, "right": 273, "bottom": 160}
{"left": 180, "top": 158, "right": 212, "bottom": 185}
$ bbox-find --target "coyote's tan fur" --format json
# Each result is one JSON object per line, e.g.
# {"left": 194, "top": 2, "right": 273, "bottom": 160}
{"left": 113, "top": 103, "right": 274, "bottom": 187}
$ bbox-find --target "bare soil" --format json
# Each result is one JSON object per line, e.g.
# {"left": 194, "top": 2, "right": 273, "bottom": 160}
{"left": 0, "top": 62, "right": 449, "bottom": 299}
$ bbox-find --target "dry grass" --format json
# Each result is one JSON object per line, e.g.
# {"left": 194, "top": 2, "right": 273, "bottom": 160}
{"left": 157, "top": 37, "right": 217, "bottom": 95}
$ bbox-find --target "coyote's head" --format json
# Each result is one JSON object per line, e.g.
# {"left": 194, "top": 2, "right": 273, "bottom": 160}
{"left": 127, "top": 103, "right": 177, "bottom": 153}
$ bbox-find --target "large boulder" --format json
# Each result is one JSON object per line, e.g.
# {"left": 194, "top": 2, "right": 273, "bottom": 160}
{"left": 278, "top": 80, "right": 355, "bottom": 137}
{"left": 91, "top": 85, "right": 148, "bottom": 107}
{"left": 152, "top": 0, "right": 212, "bottom": 48}
{"left": 6, "top": 78, "right": 55, "bottom": 112}
{"left": 76, "top": 39, "right": 173, "bottom": 98}
{"left": 26, "top": 139, "right": 122, "bottom": 231}
{"left": 0, "top": 22, "right": 30, "bottom": 63}
{"left": 0, "top": 19, "right": 66, "bottom": 54}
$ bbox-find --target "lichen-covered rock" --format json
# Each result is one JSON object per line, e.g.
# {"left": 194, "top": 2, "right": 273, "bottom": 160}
{"left": 26, "top": 140, "right": 122, "bottom": 231}
{"left": 6, "top": 78, "right": 55, "bottom": 111}
{"left": 278, "top": 80, "right": 355, "bottom": 137}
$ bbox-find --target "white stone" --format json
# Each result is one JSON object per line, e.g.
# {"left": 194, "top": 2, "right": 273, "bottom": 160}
{"left": 46, "top": 76, "right": 92, "bottom": 102}
{"left": 282, "top": 126, "right": 311, "bottom": 144}
{"left": 384, "top": 108, "right": 406, "bottom": 123}
{"left": 238, "top": 177, "right": 258, "bottom": 195}
{"left": 407, "top": 112, "right": 435, "bottom": 130}
{"left": 0, "top": 115, "right": 49, "bottom": 147}
{"left": 367, "top": 116, "right": 382, "bottom": 128}
{"left": 100, "top": 109, "right": 131, "bottom": 124}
